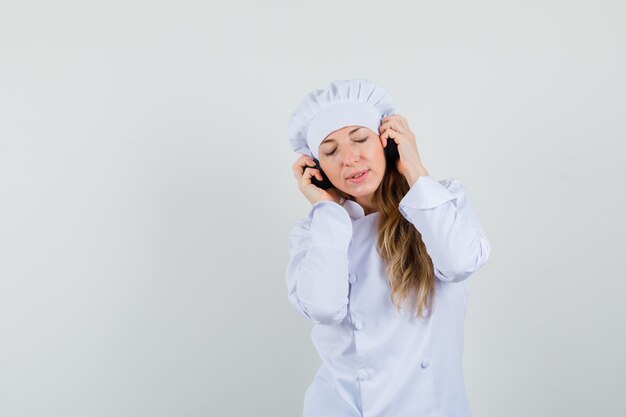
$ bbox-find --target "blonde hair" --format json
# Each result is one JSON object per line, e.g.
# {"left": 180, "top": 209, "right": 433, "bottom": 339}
{"left": 336, "top": 165, "right": 436, "bottom": 320}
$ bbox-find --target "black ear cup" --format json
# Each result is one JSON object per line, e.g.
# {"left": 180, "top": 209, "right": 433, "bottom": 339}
{"left": 307, "top": 159, "right": 334, "bottom": 190}
{"left": 384, "top": 139, "right": 399, "bottom": 162}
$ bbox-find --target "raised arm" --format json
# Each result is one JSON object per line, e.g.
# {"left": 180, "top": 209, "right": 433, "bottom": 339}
{"left": 285, "top": 200, "right": 353, "bottom": 325}
{"left": 398, "top": 176, "right": 492, "bottom": 283}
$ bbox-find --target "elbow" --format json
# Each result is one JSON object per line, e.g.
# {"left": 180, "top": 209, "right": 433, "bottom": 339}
{"left": 300, "top": 298, "right": 348, "bottom": 325}
{"left": 436, "top": 235, "right": 492, "bottom": 283}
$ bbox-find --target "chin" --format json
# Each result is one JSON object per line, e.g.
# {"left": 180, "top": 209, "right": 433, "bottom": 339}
{"left": 349, "top": 190, "right": 376, "bottom": 199}
{"left": 340, "top": 177, "right": 381, "bottom": 198}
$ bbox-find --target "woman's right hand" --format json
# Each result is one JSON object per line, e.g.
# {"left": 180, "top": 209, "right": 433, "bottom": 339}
{"left": 292, "top": 154, "right": 340, "bottom": 205}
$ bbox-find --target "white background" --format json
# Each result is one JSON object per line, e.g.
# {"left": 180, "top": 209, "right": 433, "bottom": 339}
{"left": 1, "top": 1, "right": 625, "bottom": 416}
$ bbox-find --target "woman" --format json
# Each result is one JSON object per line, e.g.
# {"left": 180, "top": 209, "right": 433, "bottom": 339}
{"left": 286, "top": 79, "right": 491, "bottom": 417}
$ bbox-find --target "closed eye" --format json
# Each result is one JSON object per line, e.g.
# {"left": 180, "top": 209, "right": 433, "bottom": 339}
{"left": 324, "top": 138, "right": 368, "bottom": 157}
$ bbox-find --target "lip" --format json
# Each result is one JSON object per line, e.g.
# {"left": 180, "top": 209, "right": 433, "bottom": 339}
{"left": 347, "top": 169, "right": 369, "bottom": 183}
{"left": 346, "top": 169, "right": 369, "bottom": 179}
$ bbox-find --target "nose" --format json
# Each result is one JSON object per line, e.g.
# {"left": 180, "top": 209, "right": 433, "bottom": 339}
{"left": 341, "top": 143, "right": 359, "bottom": 165}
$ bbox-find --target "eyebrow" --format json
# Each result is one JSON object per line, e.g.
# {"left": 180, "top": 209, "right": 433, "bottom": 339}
{"left": 321, "top": 127, "right": 363, "bottom": 145}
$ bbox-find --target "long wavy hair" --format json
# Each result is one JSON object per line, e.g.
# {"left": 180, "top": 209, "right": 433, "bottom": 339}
{"left": 334, "top": 162, "right": 436, "bottom": 320}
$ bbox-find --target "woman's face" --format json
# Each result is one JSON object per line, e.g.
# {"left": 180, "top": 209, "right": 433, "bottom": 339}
{"left": 318, "top": 125, "right": 386, "bottom": 203}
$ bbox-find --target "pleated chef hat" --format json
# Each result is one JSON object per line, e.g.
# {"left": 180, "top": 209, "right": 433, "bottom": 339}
{"left": 287, "top": 78, "right": 396, "bottom": 160}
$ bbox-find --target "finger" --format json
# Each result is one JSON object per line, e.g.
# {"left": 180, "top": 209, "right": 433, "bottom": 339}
{"left": 388, "top": 114, "right": 408, "bottom": 130}
{"left": 296, "top": 155, "right": 315, "bottom": 166}
{"left": 293, "top": 157, "right": 314, "bottom": 179}
{"left": 379, "top": 134, "right": 386, "bottom": 148}
{"left": 378, "top": 129, "right": 391, "bottom": 148}
{"left": 293, "top": 156, "right": 316, "bottom": 175}
{"left": 307, "top": 167, "right": 323, "bottom": 182}
{"left": 301, "top": 165, "right": 323, "bottom": 184}
{"left": 382, "top": 127, "right": 398, "bottom": 145}
{"left": 382, "top": 114, "right": 402, "bottom": 124}
{"left": 301, "top": 157, "right": 316, "bottom": 168}
{"left": 292, "top": 163, "right": 303, "bottom": 181}
{"left": 379, "top": 120, "right": 402, "bottom": 135}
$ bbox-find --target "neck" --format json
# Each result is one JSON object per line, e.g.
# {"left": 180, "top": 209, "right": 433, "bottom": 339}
{"left": 356, "top": 197, "right": 377, "bottom": 216}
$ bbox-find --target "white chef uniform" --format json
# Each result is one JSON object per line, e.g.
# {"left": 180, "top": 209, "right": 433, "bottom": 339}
{"left": 286, "top": 175, "right": 492, "bottom": 417}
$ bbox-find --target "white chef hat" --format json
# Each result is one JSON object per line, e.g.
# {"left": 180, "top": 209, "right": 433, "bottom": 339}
{"left": 287, "top": 78, "right": 396, "bottom": 160}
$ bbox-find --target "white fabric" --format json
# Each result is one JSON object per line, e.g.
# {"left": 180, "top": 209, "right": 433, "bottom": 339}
{"left": 285, "top": 176, "right": 492, "bottom": 417}
{"left": 287, "top": 79, "right": 396, "bottom": 160}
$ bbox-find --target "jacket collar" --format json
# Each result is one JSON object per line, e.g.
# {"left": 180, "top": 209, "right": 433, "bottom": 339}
{"left": 342, "top": 199, "right": 378, "bottom": 221}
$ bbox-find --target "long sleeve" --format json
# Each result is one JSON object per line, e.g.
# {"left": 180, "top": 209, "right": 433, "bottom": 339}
{"left": 398, "top": 176, "right": 492, "bottom": 283}
{"left": 285, "top": 200, "right": 353, "bottom": 325}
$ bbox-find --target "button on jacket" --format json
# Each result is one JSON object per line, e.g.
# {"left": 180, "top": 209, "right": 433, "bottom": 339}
{"left": 286, "top": 176, "right": 492, "bottom": 417}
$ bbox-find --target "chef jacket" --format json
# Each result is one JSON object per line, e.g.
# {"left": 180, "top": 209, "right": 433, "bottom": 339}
{"left": 286, "top": 175, "right": 492, "bottom": 417}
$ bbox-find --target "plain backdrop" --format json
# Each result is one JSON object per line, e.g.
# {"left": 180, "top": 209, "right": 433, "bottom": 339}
{"left": 1, "top": 1, "right": 625, "bottom": 416}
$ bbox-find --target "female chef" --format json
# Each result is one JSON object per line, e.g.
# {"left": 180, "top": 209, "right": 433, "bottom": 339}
{"left": 286, "top": 78, "right": 491, "bottom": 417}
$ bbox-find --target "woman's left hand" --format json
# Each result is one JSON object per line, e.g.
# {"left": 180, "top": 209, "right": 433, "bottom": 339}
{"left": 379, "top": 114, "right": 429, "bottom": 186}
